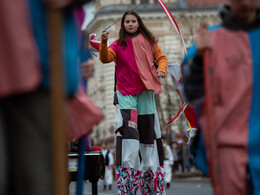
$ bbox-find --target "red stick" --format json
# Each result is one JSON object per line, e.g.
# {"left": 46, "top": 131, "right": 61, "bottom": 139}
{"left": 203, "top": 49, "right": 221, "bottom": 195}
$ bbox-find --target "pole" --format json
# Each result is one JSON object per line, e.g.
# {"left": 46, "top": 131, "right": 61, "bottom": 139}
{"left": 91, "top": 179, "right": 98, "bottom": 195}
{"left": 76, "top": 137, "right": 86, "bottom": 195}
{"left": 48, "top": 8, "right": 69, "bottom": 195}
{"left": 203, "top": 49, "right": 221, "bottom": 195}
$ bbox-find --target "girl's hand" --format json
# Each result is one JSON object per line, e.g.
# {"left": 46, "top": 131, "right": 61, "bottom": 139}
{"left": 156, "top": 71, "right": 166, "bottom": 78}
{"left": 101, "top": 29, "right": 109, "bottom": 42}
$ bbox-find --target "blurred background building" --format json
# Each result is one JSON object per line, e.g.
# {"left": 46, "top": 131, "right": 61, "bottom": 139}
{"left": 84, "top": 0, "right": 225, "bottom": 147}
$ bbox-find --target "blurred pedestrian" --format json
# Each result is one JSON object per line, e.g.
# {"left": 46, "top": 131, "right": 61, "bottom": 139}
{"left": 176, "top": 140, "right": 184, "bottom": 172}
{"left": 184, "top": 143, "right": 193, "bottom": 172}
{"left": 171, "top": 142, "right": 179, "bottom": 173}
{"left": 101, "top": 141, "right": 114, "bottom": 191}
{"left": 162, "top": 136, "right": 174, "bottom": 189}
{"left": 181, "top": 0, "right": 260, "bottom": 194}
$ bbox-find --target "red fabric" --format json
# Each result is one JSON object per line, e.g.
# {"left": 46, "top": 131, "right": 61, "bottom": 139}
{"left": 167, "top": 90, "right": 198, "bottom": 129}
{"left": 93, "top": 146, "right": 101, "bottom": 152}
{"left": 184, "top": 105, "right": 197, "bottom": 129}
{"left": 131, "top": 109, "right": 138, "bottom": 124}
{"left": 89, "top": 33, "right": 101, "bottom": 51}
{"left": 199, "top": 28, "right": 251, "bottom": 195}
{"left": 218, "top": 147, "right": 248, "bottom": 195}
{"left": 200, "top": 29, "right": 251, "bottom": 147}
{"left": 0, "top": 0, "right": 41, "bottom": 97}
{"left": 66, "top": 90, "right": 104, "bottom": 141}
{"left": 132, "top": 35, "right": 164, "bottom": 94}
{"left": 166, "top": 103, "right": 186, "bottom": 126}
{"left": 157, "top": 0, "right": 187, "bottom": 54}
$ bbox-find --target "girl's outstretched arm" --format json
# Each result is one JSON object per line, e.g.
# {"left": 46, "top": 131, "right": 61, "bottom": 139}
{"left": 99, "top": 29, "right": 116, "bottom": 63}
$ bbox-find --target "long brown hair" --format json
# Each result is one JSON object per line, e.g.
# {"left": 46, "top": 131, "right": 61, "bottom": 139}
{"left": 117, "top": 10, "right": 156, "bottom": 48}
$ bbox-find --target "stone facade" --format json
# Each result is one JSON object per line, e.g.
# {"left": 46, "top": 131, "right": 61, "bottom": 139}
{"left": 85, "top": 0, "right": 221, "bottom": 145}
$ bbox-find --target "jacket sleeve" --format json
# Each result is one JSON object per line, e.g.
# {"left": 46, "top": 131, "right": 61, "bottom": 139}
{"left": 99, "top": 39, "right": 116, "bottom": 63}
{"left": 182, "top": 54, "right": 204, "bottom": 106}
{"left": 153, "top": 44, "right": 168, "bottom": 73}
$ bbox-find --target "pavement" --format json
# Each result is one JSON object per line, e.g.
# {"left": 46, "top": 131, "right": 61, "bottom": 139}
{"left": 172, "top": 170, "right": 210, "bottom": 182}
{"left": 69, "top": 171, "right": 213, "bottom": 195}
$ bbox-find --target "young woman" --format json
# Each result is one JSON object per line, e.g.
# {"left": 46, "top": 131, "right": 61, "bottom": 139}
{"left": 99, "top": 10, "right": 168, "bottom": 194}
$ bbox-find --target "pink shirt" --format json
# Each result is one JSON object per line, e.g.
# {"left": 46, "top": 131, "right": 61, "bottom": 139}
{"left": 110, "top": 34, "right": 164, "bottom": 95}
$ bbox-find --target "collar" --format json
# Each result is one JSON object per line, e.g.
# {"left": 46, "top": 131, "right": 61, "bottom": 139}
{"left": 125, "top": 31, "right": 140, "bottom": 38}
{"left": 220, "top": 4, "right": 260, "bottom": 31}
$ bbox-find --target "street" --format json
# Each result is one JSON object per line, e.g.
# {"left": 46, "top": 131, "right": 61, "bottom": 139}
{"left": 69, "top": 178, "right": 213, "bottom": 195}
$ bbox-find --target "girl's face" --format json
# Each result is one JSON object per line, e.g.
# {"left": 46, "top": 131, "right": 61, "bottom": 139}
{"left": 124, "top": 14, "right": 139, "bottom": 34}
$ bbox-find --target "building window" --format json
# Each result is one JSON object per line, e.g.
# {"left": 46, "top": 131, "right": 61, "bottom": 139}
{"left": 154, "top": 0, "right": 158, "bottom": 4}
{"left": 132, "top": 0, "right": 136, "bottom": 4}
{"left": 141, "top": 0, "right": 149, "bottom": 4}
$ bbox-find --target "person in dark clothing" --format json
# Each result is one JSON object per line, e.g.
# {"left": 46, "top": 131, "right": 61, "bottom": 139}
{"left": 101, "top": 142, "right": 114, "bottom": 190}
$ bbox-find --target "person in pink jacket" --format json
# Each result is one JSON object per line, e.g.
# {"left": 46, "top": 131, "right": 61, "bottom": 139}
{"left": 0, "top": 0, "right": 90, "bottom": 194}
{"left": 182, "top": 0, "right": 260, "bottom": 194}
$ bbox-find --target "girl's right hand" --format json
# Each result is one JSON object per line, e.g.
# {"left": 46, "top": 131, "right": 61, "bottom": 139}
{"left": 101, "top": 29, "right": 109, "bottom": 42}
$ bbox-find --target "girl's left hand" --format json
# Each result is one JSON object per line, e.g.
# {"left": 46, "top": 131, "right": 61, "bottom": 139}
{"left": 156, "top": 71, "right": 166, "bottom": 78}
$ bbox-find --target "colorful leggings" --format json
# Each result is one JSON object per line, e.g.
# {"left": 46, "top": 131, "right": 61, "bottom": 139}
{"left": 115, "top": 90, "right": 165, "bottom": 195}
